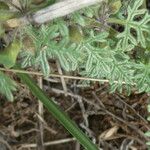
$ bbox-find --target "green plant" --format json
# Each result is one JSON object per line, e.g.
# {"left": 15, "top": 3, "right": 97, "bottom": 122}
{"left": 0, "top": 0, "right": 150, "bottom": 149}
{"left": 0, "top": 71, "right": 16, "bottom": 101}
{"left": 20, "top": 0, "right": 150, "bottom": 93}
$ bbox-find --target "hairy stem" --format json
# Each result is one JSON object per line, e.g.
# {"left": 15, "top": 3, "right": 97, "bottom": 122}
{"left": 108, "top": 17, "right": 127, "bottom": 25}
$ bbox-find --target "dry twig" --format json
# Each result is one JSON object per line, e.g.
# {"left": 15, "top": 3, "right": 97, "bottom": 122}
{"left": 37, "top": 77, "right": 44, "bottom": 150}
{"left": 56, "top": 60, "right": 68, "bottom": 96}
{"left": 0, "top": 67, "right": 136, "bottom": 85}
{"left": 93, "top": 93, "right": 149, "bottom": 143}
{"left": 19, "top": 138, "right": 76, "bottom": 148}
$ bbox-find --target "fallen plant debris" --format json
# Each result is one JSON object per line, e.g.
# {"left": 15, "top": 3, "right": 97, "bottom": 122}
{"left": 0, "top": 81, "right": 149, "bottom": 149}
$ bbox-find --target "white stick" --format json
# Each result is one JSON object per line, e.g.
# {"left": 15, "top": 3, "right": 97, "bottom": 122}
{"left": 32, "top": 0, "right": 104, "bottom": 24}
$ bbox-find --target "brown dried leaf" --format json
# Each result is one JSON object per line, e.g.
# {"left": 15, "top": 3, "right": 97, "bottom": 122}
{"left": 99, "top": 126, "right": 119, "bottom": 140}
{"left": 5, "top": 18, "right": 21, "bottom": 28}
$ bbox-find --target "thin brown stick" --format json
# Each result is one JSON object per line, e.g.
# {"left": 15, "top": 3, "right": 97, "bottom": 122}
{"left": 115, "top": 94, "right": 150, "bottom": 130}
{"left": 56, "top": 60, "right": 68, "bottom": 96}
{"left": 37, "top": 77, "right": 44, "bottom": 150}
{"left": 0, "top": 67, "right": 136, "bottom": 85}
{"left": 35, "top": 113, "right": 57, "bottom": 134}
{"left": 75, "top": 142, "right": 80, "bottom": 150}
{"left": 0, "top": 139, "right": 12, "bottom": 150}
{"left": 77, "top": 97, "right": 89, "bottom": 127}
{"left": 92, "top": 93, "right": 150, "bottom": 142}
{"left": 20, "top": 138, "right": 76, "bottom": 148}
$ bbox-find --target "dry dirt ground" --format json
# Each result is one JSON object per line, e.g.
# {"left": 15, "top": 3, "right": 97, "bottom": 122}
{"left": 0, "top": 76, "right": 150, "bottom": 150}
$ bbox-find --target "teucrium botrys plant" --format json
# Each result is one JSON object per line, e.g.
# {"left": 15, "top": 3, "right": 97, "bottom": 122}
{"left": 20, "top": 0, "right": 150, "bottom": 94}
{"left": 0, "top": 0, "right": 150, "bottom": 148}
{"left": 0, "top": 0, "right": 149, "bottom": 100}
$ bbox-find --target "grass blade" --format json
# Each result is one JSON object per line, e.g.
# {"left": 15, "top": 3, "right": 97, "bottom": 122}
{"left": 16, "top": 71, "right": 99, "bottom": 150}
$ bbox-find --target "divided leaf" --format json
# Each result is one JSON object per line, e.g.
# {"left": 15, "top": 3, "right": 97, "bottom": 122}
{"left": 117, "top": 0, "right": 150, "bottom": 48}
{"left": 134, "top": 63, "right": 150, "bottom": 93}
{"left": 20, "top": 1, "right": 150, "bottom": 96}
{"left": 37, "top": 49, "right": 50, "bottom": 76}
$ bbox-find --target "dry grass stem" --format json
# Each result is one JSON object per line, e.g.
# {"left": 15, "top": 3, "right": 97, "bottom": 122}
{"left": 0, "top": 67, "right": 136, "bottom": 85}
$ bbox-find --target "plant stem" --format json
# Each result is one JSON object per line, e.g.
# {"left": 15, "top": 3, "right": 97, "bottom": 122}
{"left": 16, "top": 70, "right": 99, "bottom": 150}
{"left": 108, "top": 18, "right": 126, "bottom": 25}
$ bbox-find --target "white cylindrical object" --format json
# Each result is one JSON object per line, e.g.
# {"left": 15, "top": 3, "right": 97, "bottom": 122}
{"left": 32, "top": 0, "right": 103, "bottom": 24}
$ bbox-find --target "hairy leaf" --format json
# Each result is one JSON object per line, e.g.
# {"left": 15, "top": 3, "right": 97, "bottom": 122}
{"left": 116, "top": 0, "right": 150, "bottom": 48}
{"left": 134, "top": 63, "right": 150, "bottom": 93}
{"left": 0, "top": 40, "right": 21, "bottom": 68}
{"left": 0, "top": 71, "right": 17, "bottom": 101}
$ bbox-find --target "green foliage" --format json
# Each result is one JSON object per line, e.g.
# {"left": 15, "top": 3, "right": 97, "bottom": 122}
{"left": 0, "top": 71, "right": 16, "bottom": 101}
{"left": 21, "top": 20, "right": 73, "bottom": 75}
{"left": 19, "top": 0, "right": 150, "bottom": 95}
{"left": 0, "top": 40, "right": 21, "bottom": 68}
{"left": 0, "top": 0, "right": 148, "bottom": 101}
{"left": 134, "top": 63, "right": 150, "bottom": 93}
{"left": 109, "top": 0, "right": 122, "bottom": 14}
{"left": 0, "top": 2, "right": 9, "bottom": 10}
{"left": 115, "top": 0, "right": 150, "bottom": 48}
{"left": 0, "top": 24, "right": 5, "bottom": 37}
{"left": 0, "top": 0, "right": 149, "bottom": 128}
{"left": 0, "top": 8, "right": 16, "bottom": 22}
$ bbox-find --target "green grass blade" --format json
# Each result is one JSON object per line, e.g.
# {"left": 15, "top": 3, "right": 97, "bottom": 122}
{"left": 16, "top": 71, "right": 99, "bottom": 150}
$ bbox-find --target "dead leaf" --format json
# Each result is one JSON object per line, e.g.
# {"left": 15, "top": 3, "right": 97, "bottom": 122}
{"left": 5, "top": 18, "right": 21, "bottom": 28}
{"left": 99, "top": 126, "right": 119, "bottom": 140}
{"left": 130, "top": 146, "right": 138, "bottom": 150}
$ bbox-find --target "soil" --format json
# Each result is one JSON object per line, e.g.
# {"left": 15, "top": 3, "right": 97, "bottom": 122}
{"left": 0, "top": 77, "right": 150, "bottom": 150}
